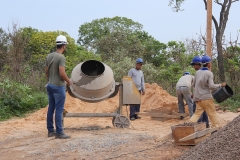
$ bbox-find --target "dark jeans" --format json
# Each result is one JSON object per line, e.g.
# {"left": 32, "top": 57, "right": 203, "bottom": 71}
{"left": 130, "top": 104, "right": 140, "bottom": 118}
{"left": 193, "top": 102, "right": 209, "bottom": 126}
{"left": 47, "top": 84, "right": 66, "bottom": 134}
{"left": 130, "top": 90, "right": 141, "bottom": 118}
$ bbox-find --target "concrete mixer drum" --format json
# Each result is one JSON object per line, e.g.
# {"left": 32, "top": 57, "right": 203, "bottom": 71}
{"left": 69, "top": 60, "right": 116, "bottom": 103}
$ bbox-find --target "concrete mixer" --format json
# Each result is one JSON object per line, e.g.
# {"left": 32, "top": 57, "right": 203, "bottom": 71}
{"left": 64, "top": 60, "right": 141, "bottom": 128}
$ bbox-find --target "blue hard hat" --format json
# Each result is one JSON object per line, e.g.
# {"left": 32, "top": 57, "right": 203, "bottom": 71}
{"left": 136, "top": 58, "right": 143, "bottom": 63}
{"left": 183, "top": 71, "right": 190, "bottom": 76}
{"left": 202, "top": 55, "right": 211, "bottom": 64}
{"left": 190, "top": 56, "right": 202, "bottom": 65}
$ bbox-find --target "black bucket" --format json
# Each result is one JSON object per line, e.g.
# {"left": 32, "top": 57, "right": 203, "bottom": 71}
{"left": 213, "top": 84, "right": 234, "bottom": 103}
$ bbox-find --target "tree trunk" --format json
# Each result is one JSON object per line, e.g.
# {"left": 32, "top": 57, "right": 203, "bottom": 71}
{"left": 203, "top": 0, "right": 239, "bottom": 82}
{"left": 215, "top": 31, "right": 225, "bottom": 81}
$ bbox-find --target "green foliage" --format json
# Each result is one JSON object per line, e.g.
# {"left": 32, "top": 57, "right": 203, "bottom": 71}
{"left": 95, "top": 29, "right": 145, "bottom": 62}
{"left": 0, "top": 79, "right": 48, "bottom": 120}
{"left": 66, "top": 47, "right": 102, "bottom": 76}
{"left": 105, "top": 57, "right": 159, "bottom": 83}
{"left": 78, "top": 16, "right": 143, "bottom": 47}
{"left": 105, "top": 57, "right": 134, "bottom": 82}
{"left": 27, "top": 30, "right": 77, "bottom": 56}
{"left": 219, "top": 94, "right": 240, "bottom": 112}
{"left": 168, "top": 0, "right": 185, "bottom": 12}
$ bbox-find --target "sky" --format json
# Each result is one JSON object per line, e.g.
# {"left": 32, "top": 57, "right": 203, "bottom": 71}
{"left": 1, "top": 0, "right": 240, "bottom": 44}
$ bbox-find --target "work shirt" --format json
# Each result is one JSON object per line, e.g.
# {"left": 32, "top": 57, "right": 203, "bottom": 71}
{"left": 176, "top": 75, "right": 194, "bottom": 88}
{"left": 128, "top": 68, "right": 145, "bottom": 91}
{"left": 193, "top": 68, "right": 221, "bottom": 101}
{"left": 45, "top": 52, "right": 66, "bottom": 86}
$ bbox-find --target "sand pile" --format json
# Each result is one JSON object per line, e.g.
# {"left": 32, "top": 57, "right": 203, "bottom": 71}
{"left": 27, "top": 83, "right": 178, "bottom": 121}
{"left": 178, "top": 115, "right": 240, "bottom": 160}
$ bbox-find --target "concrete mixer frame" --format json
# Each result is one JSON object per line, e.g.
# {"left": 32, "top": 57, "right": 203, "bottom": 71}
{"left": 63, "top": 60, "right": 141, "bottom": 129}
{"left": 63, "top": 83, "right": 131, "bottom": 128}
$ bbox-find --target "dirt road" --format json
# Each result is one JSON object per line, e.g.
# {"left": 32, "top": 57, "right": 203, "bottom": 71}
{"left": 0, "top": 110, "right": 238, "bottom": 160}
{"left": 0, "top": 84, "right": 238, "bottom": 160}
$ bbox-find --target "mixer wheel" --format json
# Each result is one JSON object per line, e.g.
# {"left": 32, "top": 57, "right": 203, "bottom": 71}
{"left": 112, "top": 115, "right": 130, "bottom": 128}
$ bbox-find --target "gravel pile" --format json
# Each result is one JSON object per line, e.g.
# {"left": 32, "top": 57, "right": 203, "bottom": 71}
{"left": 177, "top": 115, "right": 240, "bottom": 160}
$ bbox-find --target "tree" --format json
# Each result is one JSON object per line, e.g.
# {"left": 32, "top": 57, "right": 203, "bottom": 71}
{"left": 168, "top": 0, "right": 185, "bottom": 12}
{"left": 134, "top": 31, "right": 168, "bottom": 67}
{"left": 77, "top": 16, "right": 143, "bottom": 48}
{"left": 27, "top": 30, "right": 76, "bottom": 56}
{"left": 94, "top": 29, "right": 145, "bottom": 62}
{"left": 204, "top": 0, "right": 239, "bottom": 81}
{"left": 169, "top": 0, "right": 239, "bottom": 82}
{"left": 0, "top": 28, "right": 9, "bottom": 70}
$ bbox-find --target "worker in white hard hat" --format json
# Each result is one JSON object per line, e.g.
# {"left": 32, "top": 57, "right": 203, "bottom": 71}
{"left": 45, "top": 35, "right": 71, "bottom": 139}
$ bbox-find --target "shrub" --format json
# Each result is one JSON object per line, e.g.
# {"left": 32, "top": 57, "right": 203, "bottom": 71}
{"left": 219, "top": 94, "right": 240, "bottom": 112}
{"left": 0, "top": 79, "right": 48, "bottom": 120}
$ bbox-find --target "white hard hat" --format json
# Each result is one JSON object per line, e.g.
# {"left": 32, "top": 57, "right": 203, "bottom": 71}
{"left": 56, "top": 35, "right": 68, "bottom": 45}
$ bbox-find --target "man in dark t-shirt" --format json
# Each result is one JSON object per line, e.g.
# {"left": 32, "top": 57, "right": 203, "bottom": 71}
{"left": 45, "top": 35, "right": 71, "bottom": 139}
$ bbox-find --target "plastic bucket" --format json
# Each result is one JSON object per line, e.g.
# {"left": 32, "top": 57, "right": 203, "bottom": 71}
{"left": 213, "top": 84, "right": 234, "bottom": 103}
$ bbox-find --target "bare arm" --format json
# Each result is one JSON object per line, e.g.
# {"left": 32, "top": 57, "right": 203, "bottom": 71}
{"left": 59, "top": 66, "right": 71, "bottom": 86}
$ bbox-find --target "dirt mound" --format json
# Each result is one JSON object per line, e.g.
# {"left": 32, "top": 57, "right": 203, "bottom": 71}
{"left": 27, "top": 83, "right": 178, "bottom": 121}
{"left": 178, "top": 115, "right": 240, "bottom": 160}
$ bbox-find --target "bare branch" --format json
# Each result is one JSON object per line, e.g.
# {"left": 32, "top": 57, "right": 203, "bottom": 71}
{"left": 218, "top": 0, "right": 228, "bottom": 36}
{"left": 214, "top": 0, "right": 223, "bottom": 6}
{"left": 203, "top": 0, "right": 207, "bottom": 10}
{"left": 212, "top": 15, "right": 219, "bottom": 30}
{"left": 232, "top": 0, "right": 239, "bottom": 3}
{"left": 220, "top": 0, "right": 232, "bottom": 38}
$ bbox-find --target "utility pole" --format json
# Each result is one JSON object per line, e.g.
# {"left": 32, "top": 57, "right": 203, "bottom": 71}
{"left": 206, "top": 0, "right": 212, "bottom": 59}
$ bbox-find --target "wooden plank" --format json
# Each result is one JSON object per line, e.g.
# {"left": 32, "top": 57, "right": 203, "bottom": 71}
{"left": 155, "top": 133, "right": 172, "bottom": 142}
{"left": 175, "top": 136, "right": 207, "bottom": 146}
{"left": 151, "top": 117, "right": 171, "bottom": 122}
{"left": 171, "top": 123, "right": 206, "bottom": 145}
{"left": 179, "top": 127, "right": 221, "bottom": 142}
{"left": 151, "top": 108, "right": 172, "bottom": 114}
{"left": 136, "top": 112, "right": 179, "bottom": 118}
{"left": 171, "top": 111, "right": 188, "bottom": 117}
{"left": 194, "top": 123, "right": 206, "bottom": 132}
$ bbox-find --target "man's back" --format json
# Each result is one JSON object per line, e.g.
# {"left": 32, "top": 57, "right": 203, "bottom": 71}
{"left": 46, "top": 52, "right": 65, "bottom": 86}
{"left": 176, "top": 75, "right": 194, "bottom": 88}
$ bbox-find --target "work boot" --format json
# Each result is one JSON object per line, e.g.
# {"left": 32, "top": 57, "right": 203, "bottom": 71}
{"left": 206, "top": 123, "right": 210, "bottom": 128}
{"left": 48, "top": 131, "right": 56, "bottom": 137}
{"left": 55, "top": 133, "right": 71, "bottom": 139}
{"left": 135, "top": 115, "right": 141, "bottom": 119}
{"left": 130, "top": 117, "right": 135, "bottom": 121}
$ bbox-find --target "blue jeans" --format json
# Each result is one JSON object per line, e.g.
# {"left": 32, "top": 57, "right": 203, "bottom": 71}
{"left": 47, "top": 84, "right": 66, "bottom": 134}
{"left": 193, "top": 102, "right": 209, "bottom": 126}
